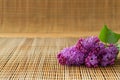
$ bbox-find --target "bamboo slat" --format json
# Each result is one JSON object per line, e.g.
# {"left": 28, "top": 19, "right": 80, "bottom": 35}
{"left": 0, "top": 38, "right": 120, "bottom": 79}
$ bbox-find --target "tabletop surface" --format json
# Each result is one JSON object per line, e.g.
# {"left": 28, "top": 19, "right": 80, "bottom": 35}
{"left": 0, "top": 38, "right": 120, "bottom": 80}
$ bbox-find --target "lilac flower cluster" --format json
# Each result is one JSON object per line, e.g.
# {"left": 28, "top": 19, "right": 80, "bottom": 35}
{"left": 57, "top": 36, "right": 119, "bottom": 67}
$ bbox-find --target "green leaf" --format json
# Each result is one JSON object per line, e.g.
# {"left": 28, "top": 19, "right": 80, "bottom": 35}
{"left": 99, "top": 25, "right": 120, "bottom": 44}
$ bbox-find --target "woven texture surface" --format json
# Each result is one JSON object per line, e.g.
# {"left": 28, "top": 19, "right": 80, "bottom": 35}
{"left": 0, "top": 38, "right": 120, "bottom": 79}
{"left": 0, "top": 0, "right": 120, "bottom": 33}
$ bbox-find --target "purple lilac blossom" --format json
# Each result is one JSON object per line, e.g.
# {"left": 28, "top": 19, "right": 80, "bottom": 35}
{"left": 57, "top": 36, "right": 119, "bottom": 67}
{"left": 57, "top": 46, "right": 85, "bottom": 66}
{"left": 99, "top": 44, "right": 119, "bottom": 66}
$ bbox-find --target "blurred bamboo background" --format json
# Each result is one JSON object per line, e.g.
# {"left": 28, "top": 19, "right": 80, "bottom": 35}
{"left": 0, "top": 0, "right": 120, "bottom": 36}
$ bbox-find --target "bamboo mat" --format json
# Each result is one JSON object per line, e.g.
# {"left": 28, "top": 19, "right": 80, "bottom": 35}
{"left": 0, "top": 38, "right": 120, "bottom": 80}
{"left": 0, "top": 0, "right": 120, "bottom": 33}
